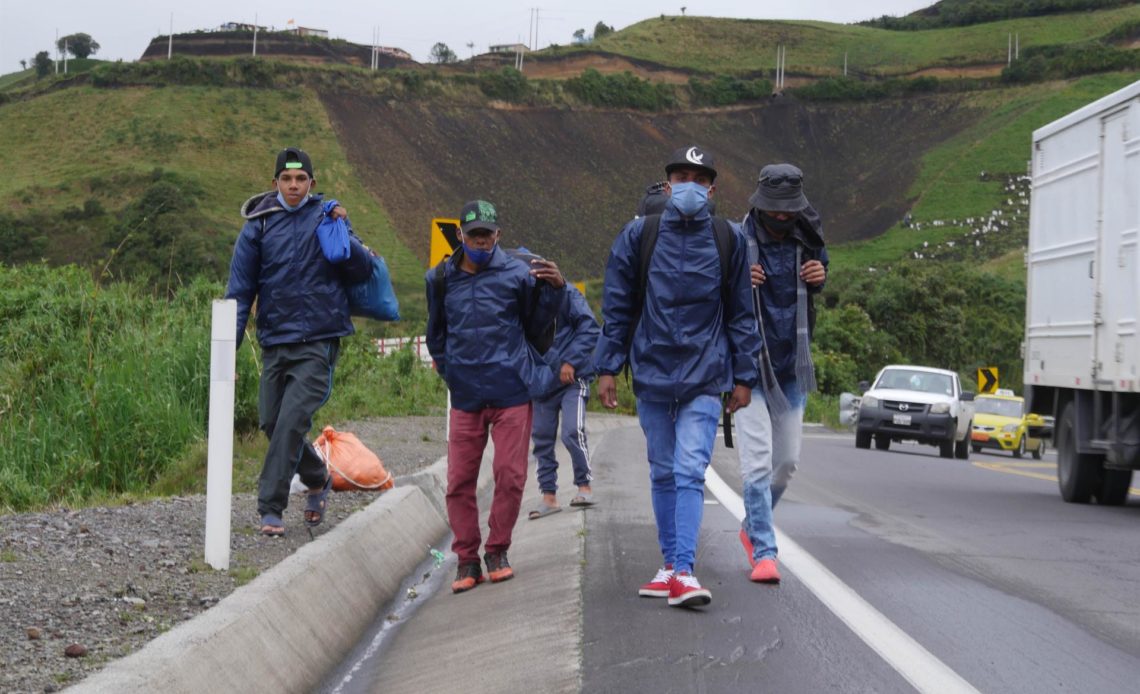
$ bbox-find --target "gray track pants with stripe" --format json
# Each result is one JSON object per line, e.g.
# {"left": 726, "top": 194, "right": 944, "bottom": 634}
{"left": 532, "top": 379, "right": 592, "bottom": 494}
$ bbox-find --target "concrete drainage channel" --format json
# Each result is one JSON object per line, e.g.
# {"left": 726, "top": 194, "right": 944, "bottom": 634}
{"left": 70, "top": 454, "right": 495, "bottom": 694}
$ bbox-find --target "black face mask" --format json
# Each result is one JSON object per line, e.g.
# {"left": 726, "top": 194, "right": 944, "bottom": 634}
{"left": 759, "top": 210, "right": 797, "bottom": 236}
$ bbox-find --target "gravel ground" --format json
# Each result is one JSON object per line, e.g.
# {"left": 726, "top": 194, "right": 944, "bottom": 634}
{"left": 0, "top": 416, "right": 447, "bottom": 694}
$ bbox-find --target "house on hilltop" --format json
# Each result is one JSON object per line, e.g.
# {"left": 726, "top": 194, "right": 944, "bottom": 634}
{"left": 489, "top": 43, "right": 529, "bottom": 55}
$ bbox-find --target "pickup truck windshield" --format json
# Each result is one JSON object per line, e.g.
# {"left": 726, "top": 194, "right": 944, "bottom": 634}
{"left": 877, "top": 369, "right": 954, "bottom": 396}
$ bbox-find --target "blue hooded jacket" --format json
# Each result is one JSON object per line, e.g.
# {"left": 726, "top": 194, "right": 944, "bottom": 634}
{"left": 425, "top": 246, "right": 564, "bottom": 412}
{"left": 594, "top": 206, "right": 761, "bottom": 402}
{"left": 224, "top": 191, "right": 372, "bottom": 349}
{"left": 741, "top": 208, "right": 828, "bottom": 386}
{"left": 538, "top": 284, "right": 601, "bottom": 398}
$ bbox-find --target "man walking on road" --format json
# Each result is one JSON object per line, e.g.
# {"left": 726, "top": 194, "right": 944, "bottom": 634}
{"left": 426, "top": 200, "right": 566, "bottom": 593}
{"left": 528, "top": 283, "right": 601, "bottom": 520}
{"left": 734, "top": 163, "right": 828, "bottom": 584}
{"left": 225, "top": 147, "right": 373, "bottom": 538}
{"left": 595, "top": 146, "right": 760, "bottom": 608}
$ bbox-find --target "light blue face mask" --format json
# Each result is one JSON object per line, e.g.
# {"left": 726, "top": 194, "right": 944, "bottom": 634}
{"left": 669, "top": 181, "right": 710, "bottom": 217}
{"left": 276, "top": 190, "right": 309, "bottom": 212}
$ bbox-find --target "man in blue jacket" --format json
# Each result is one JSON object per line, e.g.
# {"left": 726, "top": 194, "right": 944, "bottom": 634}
{"left": 225, "top": 147, "right": 373, "bottom": 537}
{"left": 528, "top": 283, "right": 601, "bottom": 519}
{"left": 426, "top": 200, "right": 566, "bottom": 593}
{"left": 734, "top": 163, "right": 828, "bottom": 584}
{"left": 596, "top": 146, "right": 761, "bottom": 608}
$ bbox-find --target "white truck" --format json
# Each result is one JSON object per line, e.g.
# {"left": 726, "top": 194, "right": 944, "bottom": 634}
{"left": 1024, "top": 79, "right": 1140, "bottom": 505}
{"left": 854, "top": 364, "right": 975, "bottom": 459}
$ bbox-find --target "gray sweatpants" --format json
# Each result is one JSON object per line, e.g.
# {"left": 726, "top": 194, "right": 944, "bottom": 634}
{"left": 532, "top": 379, "right": 592, "bottom": 494}
{"left": 257, "top": 339, "right": 339, "bottom": 517}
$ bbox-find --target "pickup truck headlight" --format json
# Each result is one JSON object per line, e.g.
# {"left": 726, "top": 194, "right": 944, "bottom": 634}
{"left": 1003, "top": 423, "right": 1020, "bottom": 433}
{"left": 861, "top": 395, "right": 879, "bottom": 409}
{"left": 930, "top": 402, "right": 951, "bottom": 414}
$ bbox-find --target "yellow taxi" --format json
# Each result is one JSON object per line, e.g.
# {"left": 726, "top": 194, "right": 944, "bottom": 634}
{"left": 970, "top": 390, "right": 1048, "bottom": 459}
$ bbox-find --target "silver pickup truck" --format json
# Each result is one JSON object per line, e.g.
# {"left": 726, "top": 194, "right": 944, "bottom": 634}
{"left": 853, "top": 364, "right": 976, "bottom": 459}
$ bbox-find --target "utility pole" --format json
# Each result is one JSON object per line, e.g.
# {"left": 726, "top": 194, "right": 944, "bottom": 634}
{"left": 844, "top": 50, "right": 848, "bottom": 77}
{"left": 528, "top": 9, "right": 534, "bottom": 51}
{"left": 1015, "top": 33, "right": 1019, "bottom": 60}
{"left": 168, "top": 13, "right": 173, "bottom": 59}
{"left": 1007, "top": 33, "right": 1012, "bottom": 66}
{"left": 55, "top": 29, "right": 58, "bottom": 74}
{"left": 534, "top": 8, "right": 539, "bottom": 51}
{"left": 63, "top": 39, "right": 68, "bottom": 74}
{"left": 253, "top": 13, "right": 258, "bottom": 57}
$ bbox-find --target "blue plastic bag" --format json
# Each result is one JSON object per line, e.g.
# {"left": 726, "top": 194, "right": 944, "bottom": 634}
{"left": 348, "top": 254, "right": 400, "bottom": 321}
{"left": 316, "top": 199, "right": 351, "bottom": 264}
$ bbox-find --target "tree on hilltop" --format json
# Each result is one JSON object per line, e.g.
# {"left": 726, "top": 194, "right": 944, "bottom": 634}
{"left": 430, "top": 42, "right": 458, "bottom": 64}
{"left": 19, "top": 59, "right": 27, "bottom": 70}
{"left": 57, "top": 33, "right": 100, "bottom": 59}
{"left": 594, "top": 21, "right": 614, "bottom": 39}
{"left": 33, "top": 51, "right": 52, "bottom": 77}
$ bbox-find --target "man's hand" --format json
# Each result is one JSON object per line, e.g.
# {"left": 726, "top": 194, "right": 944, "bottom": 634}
{"left": 598, "top": 374, "right": 618, "bottom": 409}
{"left": 800, "top": 259, "right": 826, "bottom": 286}
{"left": 560, "top": 362, "right": 576, "bottom": 385}
{"left": 330, "top": 205, "right": 349, "bottom": 221}
{"left": 725, "top": 384, "right": 752, "bottom": 413}
{"left": 530, "top": 259, "right": 566, "bottom": 289}
{"left": 750, "top": 263, "right": 767, "bottom": 287}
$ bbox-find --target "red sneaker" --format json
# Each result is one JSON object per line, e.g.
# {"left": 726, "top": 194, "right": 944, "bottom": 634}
{"left": 739, "top": 528, "right": 757, "bottom": 568}
{"left": 667, "top": 571, "right": 711, "bottom": 608}
{"left": 750, "top": 557, "right": 781, "bottom": 584}
{"left": 638, "top": 564, "right": 674, "bottom": 597}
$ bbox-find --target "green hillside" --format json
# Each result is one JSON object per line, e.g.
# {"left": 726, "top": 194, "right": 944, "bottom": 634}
{"left": 0, "top": 84, "right": 424, "bottom": 324}
{"left": 565, "top": 5, "right": 1140, "bottom": 76}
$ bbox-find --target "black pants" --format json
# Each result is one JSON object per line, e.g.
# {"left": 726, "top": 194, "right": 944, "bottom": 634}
{"left": 257, "top": 339, "right": 340, "bottom": 517}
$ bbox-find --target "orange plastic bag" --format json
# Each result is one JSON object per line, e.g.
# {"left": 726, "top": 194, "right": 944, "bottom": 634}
{"left": 313, "top": 426, "right": 395, "bottom": 492}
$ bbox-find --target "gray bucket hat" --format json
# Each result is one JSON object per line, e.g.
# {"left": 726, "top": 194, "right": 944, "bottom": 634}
{"left": 748, "top": 163, "right": 809, "bottom": 213}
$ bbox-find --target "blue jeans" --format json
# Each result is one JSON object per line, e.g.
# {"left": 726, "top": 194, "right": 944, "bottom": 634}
{"left": 734, "top": 383, "right": 805, "bottom": 562}
{"left": 637, "top": 394, "right": 722, "bottom": 574}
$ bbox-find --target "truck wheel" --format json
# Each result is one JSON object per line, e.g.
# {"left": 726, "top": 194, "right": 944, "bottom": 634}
{"left": 855, "top": 429, "right": 871, "bottom": 449}
{"left": 1057, "top": 402, "right": 1099, "bottom": 504}
{"left": 939, "top": 438, "right": 954, "bottom": 459}
{"left": 955, "top": 430, "right": 970, "bottom": 459}
{"left": 1031, "top": 440, "right": 1045, "bottom": 460}
{"left": 874, "top": 434, "right": 890, "bottom": 451}
{"left": 1096, "top": 469, "right": 1132, "bottom": 506}
{"left": 1012, "top": 436, "right": 1026, "bottom": 459}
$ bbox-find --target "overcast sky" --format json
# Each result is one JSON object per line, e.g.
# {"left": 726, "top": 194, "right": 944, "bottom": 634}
{"left": 0, "top": 1, "right": 935, "bottom": 71}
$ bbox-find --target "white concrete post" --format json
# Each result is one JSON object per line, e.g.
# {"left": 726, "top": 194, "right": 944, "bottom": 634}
{"left": 205, "top": 299, "right": 237, "bottom": 571}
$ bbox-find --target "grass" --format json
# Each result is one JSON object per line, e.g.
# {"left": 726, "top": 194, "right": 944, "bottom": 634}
{"left": 569, "top": 6, "right": 1140, "bottom": 76}
{"left": 830, "top": 71, "right": 1139, "bottom": 271}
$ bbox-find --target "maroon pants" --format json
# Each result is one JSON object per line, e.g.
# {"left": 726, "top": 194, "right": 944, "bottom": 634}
{"left": 446, "top": 402, "right": 533, "bottom": 564}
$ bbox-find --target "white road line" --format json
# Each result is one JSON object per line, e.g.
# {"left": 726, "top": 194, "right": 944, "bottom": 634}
{"left": 704, "top": 467, "right": 980, "bottom": 694}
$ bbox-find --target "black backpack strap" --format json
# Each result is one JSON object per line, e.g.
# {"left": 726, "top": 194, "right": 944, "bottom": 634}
{"left": 711, "top": 216, "right": 738, "bottom": 448}
{"left": 710, "top": 216, "right": 734, "bottom": 310}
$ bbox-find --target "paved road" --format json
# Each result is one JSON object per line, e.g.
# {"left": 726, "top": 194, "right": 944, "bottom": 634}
{"left": 324, "top": 417, "right": 1140, "bottom": 693}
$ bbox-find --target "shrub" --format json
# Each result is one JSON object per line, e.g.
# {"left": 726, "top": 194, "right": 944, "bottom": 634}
{"left": 478, "top": 67, "right": 530, "bottom": 102}
{"left": 564, "top": 69, "right": 675, "bottom": 110}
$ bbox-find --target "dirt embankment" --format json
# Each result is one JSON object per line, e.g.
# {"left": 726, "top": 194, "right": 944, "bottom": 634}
{"left": 319, "top": 92, "right": 983, "bottom": 279}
